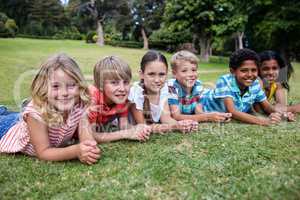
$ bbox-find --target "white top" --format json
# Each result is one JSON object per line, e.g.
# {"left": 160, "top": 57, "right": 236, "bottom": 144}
{"left": 128, "top": 82, "right": 169, "bottom": 122}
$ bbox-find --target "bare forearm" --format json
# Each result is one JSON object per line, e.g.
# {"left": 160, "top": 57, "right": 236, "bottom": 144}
{"left": 172, "top": 113, "right": 210, "bottom": 122}
{"left": 93, "top": 130, "right": 130, "bottom": 143}
{"left": 37, "top": 145, "right": 79, "bottom": 161}
{"left": 151, "top": 123, "right": 178, "bottom": 134}
{"left": 231, "top": 111, "right": 267, "bottom": 125}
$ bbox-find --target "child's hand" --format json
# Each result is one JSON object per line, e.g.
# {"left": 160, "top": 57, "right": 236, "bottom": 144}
{"left": 207, "top": 112, "right": 232, "bottom": 122}
{"left": 78, "top": 140, "right": 101, "bottom": 165}
{"left": 267, "top": 112, "right": 282, "bottom": 124}
{"left": 128, "top": 124, "right": 152, "bottom": 142}
{"left": 177, "top": 120, "right": 198, "bottom": 133}
{"left": 282, "top": 112, "right": 296, "bottom": 122}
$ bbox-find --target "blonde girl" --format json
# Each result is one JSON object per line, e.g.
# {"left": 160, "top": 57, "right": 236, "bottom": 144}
{"left": 0, "top": 53, "right": 100, "bottom": 164}
{"left": 129, "top": 50, "right": 198, "bottom": 134}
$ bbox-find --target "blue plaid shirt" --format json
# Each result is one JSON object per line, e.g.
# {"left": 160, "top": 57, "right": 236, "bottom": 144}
{"left": 168, "top": 79, "right": 205, "bottom": 114}
{"left": 201, "top": 74, "right": 267, "bottom": 113}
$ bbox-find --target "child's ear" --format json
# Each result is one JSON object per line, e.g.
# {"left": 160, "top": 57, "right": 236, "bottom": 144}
{"left": 230, "top": 68, "right": 235, "bottom": 74}
{"left": 172, "top": 68, "right": 176, "bottom": 76}
{"left": 139, "top": 70, "right": 144, "bottom": 79}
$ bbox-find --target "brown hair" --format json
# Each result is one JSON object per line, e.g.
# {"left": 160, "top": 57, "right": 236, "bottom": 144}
{"left": 93, "top": 56, "right": 132, "bottom": 91}
{"left": 139, "top": 50, "right": 168, "bottom": 124}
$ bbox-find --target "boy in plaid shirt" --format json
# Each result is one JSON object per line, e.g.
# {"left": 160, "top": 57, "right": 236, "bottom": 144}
{"left": 168, "top": 50, "right": 231, "bottom": 122}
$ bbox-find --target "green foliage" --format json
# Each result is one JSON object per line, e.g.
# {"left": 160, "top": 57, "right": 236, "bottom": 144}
{"left": 131, "top": 0, "right": 166, "bottom": 38}
{"left": 0, "top": 12, "right": 18, "bottom": 37}
{"left": 150, "top": 26, "right": 192, "bottom": 43}
{"left": 53, "top": 26, "right": 83, "bottom": 40}
{"left": 106, "top": 40, "right": 143, "bottom": 49}
{"left": 247, "top": 0, "right": 300, "bottom": 60}
{"left": 86, "top": 31, "right": 97, "bottom": 43}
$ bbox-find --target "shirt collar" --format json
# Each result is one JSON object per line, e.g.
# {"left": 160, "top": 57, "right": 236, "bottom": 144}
{"left": 230, "top": 74, "right": 251, "bottom": 96}
{"left": 174, "top": 79, "right": 201, "bottom": 97}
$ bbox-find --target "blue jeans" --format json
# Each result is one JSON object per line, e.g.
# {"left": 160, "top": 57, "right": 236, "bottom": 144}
{"left": 0, "top": 106, "right": 20, "bottom": 139}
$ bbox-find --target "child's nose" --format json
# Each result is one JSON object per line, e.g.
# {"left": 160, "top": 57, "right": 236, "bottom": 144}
{"left": 118, "top": 82, "right": 126, "bottom": 91}
{"left": 61, "top": 86, "right": 68, "bottom": 96}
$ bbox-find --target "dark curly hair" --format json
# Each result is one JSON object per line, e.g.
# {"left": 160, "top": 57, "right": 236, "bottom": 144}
{"left": 259, "top": 50, "right": 294, "bottom": 91}
{"left": 229, "top": 48, "right": 260, "bottom": 70}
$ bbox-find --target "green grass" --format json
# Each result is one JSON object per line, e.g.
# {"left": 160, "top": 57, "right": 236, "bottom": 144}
{"left": 0, "top": 38, "right": 300, "bottom": 199}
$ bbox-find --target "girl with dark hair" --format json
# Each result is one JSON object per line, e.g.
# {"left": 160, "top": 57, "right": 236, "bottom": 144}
{"left": 259, "top": 50, "right": 300, "bottom": 113}
{"left": 128, "top": 50, "right": 198, "bottom": 134}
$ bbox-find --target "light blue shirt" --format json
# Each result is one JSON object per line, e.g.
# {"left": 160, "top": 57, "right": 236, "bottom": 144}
{"left": 201, "top": 74, "right": 267, "bottom": 113}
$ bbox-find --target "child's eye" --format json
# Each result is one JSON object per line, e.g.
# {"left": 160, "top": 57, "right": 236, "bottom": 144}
{"left": 181, "top": 70, "right": 187, "bottom": 73}
{"left": 147, "top": 72, "right": 156, "bottom": 77}
{"left": 51, "top": 84, "right": 60, "bottom": 89}
{"left": 124, "top": 80, "right": 130, "bottom": 85}
{"left": 159, "top": 73, "right": 166, "bottom": 77}
{"left": 67, "top": 83, "right": 77, "bottom": 88}
{"left": 110, "top": 80, "right": 119, "bottom": 85}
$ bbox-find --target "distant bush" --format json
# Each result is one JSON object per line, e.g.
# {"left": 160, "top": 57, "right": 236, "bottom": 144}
{"left": 17, "top": 34, "right": 54, "bottom": 39}
{"left": 53, "top": 26, "right": 83, "bottom": 40}
{"left": 0, "top": 12, "right": 18, "bottom": 38}
{"left": 106, "top": 40, "right": 143, "bottom": 49}
{"left": 86, "top": 31, "right": 97, "bottom": 43}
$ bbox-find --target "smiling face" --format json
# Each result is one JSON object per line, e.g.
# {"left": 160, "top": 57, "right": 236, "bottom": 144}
{"left": 231, "top": 60, "right": 258, "bottom": 90}
{"left": 48, "top": 68, "right": 80, "bottom": 112}
{"left": 103, "top": 79, "right": 130, "bottom": 105}
{"left": 172, "top": 60, "right": 198, "bottom": 92}
{"left": 140, "top": 61, "right": 168, "bottom": 94}
{"left": 260, "top": 59, "right": 280, "bottom": 83}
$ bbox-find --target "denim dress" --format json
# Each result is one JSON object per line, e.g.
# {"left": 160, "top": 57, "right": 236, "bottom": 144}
{"left": 0, "top": 106, "right": 20, "bottom": 139}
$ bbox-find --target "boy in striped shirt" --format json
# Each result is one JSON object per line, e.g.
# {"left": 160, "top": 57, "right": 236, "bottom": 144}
{"left": 168, "top": 50, "right": 231, "bottom": 122}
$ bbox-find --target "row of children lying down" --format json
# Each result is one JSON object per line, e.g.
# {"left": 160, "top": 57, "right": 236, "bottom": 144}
{"left": 0, "top": 48, "right": 299, "bottom": 165}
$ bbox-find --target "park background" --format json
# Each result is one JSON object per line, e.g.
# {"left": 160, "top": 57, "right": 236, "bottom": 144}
{"left": 0, "top": 0, "right": 299, "bottom": 199}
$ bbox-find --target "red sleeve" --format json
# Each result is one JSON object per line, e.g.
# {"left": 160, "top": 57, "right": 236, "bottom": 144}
{"left": 88, "top": 85, "right": 99, "bottom": 123}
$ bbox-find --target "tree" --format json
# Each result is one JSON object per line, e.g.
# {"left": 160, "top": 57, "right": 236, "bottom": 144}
{"left": 164, "top": 0, "right": 229, "bottom": 61}
{"left": 77, "top": 0, "right": 130, "bottom": 46}
{"left": 130, "top": 0, "right": 165, "bottom": 49}
{"left": 0, "top": 0, "right": 31, "bottom": 32}
{"left": 28, "top": 0, "right": 67, "bottom": 36}
{"left": 247, "top": 0, "right": 300, "bottom": 61}
{"left": 213, "top": 0, "right": 249, "bottom": 50}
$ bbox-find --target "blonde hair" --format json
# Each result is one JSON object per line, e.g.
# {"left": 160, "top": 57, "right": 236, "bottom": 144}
{"left": 31, "top": 53, "right": 90, "bottom": 125}
{"left": 93, "top": 56, "right": 132, "bottom": 90}
{"left": 170, "top": 50, "right": 199, "bottom": 69}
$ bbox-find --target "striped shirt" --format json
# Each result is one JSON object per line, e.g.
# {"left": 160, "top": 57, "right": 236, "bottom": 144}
{"left": 168, "top": 79, "right": 205, "bottom": 114}
{"left": 201, "top": 74, "right": 267, "bottom": 113}
{"left": 0, "top": 101, "right": 85, "bottom": 156}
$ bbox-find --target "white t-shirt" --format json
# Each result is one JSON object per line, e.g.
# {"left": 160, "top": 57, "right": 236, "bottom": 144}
{"left": 128, "top": 82, "right": 169, "bottom": 122}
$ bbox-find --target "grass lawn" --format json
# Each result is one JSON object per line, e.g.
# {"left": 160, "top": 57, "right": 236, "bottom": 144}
{"left": 0, "top": 38, "right": 299, "bottom": 199}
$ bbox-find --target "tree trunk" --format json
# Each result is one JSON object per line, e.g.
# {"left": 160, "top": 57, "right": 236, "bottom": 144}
{"left": 199, "top": 37, "right": 211, "bottom": 62}
{"left": 234, "top": 37, "right": 238, "bottom": 51}
{"left": 96, "top": 20, "right": 104, "bottom": 46}
{"left": 141, "top": 27, "right": 148, "bottom": 50}
{"left": 237, "top": 31, "right": 244, "bottom": 49}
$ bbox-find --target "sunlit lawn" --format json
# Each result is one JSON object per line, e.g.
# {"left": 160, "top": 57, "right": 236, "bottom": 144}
{"left": 0, "top": 38, "right": 299, "bottom": 199}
